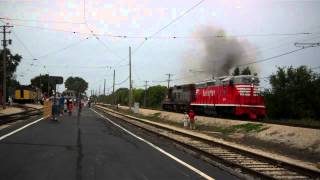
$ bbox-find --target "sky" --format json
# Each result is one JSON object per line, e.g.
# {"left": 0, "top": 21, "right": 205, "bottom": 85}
{"left": 0, "top": 0, "right": 320, "bottom": 94}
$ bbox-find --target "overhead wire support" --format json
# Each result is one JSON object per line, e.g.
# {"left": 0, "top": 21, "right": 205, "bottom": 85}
{"left": 166, "top": 73, "right": 173, "bottom": 89}
{"left": 143, "top": 80, "right": 149, "bottom": 107}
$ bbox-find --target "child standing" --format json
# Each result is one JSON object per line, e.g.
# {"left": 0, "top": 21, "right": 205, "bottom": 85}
{"left": 183, "top": 112, "right": 189, "bottom": 129}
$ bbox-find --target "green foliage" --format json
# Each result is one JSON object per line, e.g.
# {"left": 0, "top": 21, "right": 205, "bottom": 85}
{"left": 146, "top": 85, "right": 167, "bottom": 108}
{"left": 65, "top": 76, "right": 88, "bottom": 94}
{"left": 0, "top": 49, "right": 22, "bottom": 98}
{"left": 31, "top": 74, "right": 55, "bottom": 96}
{"left": 232, "top": 66, "right": 254, "bottom": 76}
{"left": 264, "top": 66, "right": 320, "bottom": 120}
{"left": 0, "top": 49, "right": 21, "bottom": 85}
{"left": 100, "top": 85, "right": 167, "bottom": 108}
{"left": 133, "top": 88, "right": 144, "bottom": 106}
{"left": 241, "top": 67, "right": 251, "bottom": 75}
{"left": 232, "top": 67, "right": 240, "bottom": 76}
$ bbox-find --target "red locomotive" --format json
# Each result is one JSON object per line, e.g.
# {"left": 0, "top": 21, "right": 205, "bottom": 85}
{"left": 162, "top": 75, "right": 266, "bottom": 119}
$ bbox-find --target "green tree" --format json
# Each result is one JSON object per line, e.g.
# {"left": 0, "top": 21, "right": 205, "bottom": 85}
{"left": 241, "top": 67, "right": 251, "bottom": 75}
{"left": 264, "top": 66, "right": 320, "bottom": 119}
{"left": 65, "top": 76, "right": 88, "bottom": 95}
{"left": 133, "top": 88, "right": 144, "bottom": 106}
{"left": 0, "top": 49, "right": 22, "bottom": 83}
{"left": 31, "top": 74, "right": 56, "bottom": 96}
{"left": 232, "top": 67, "right": 240, "bottom": 76}
{"left": 147, "top": 85, "right": 167, "bottom": 108}
{"left": 0, "top": 49, "right": 22, "bottom": 97}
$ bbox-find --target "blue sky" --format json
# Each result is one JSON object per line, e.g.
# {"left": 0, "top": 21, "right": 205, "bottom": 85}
{"left": 0, "top": 0, "right": 320, "bottom": 94}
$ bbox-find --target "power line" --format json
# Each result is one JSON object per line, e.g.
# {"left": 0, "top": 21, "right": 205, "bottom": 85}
{"left": 36, "top": 36, "right": 90, "bottom": 59}
{"left": 83, "top": 0, "right": 126, "bottom": 64}
{"left": 12, "top": 30, "right": 36, "bottom": 59}
{"left": 5, "top": 21, "right": 318, "bottom": 40}
{"left": 0, "top": 17, "right": 85, "bottom": 24}
{"left": 115, "top": 76, "right": 129, "bottom": 86}
{"left": 237, "top": 46, "right": 316, "bottom": 67}
{"left": 132, "top": 0, "right": 206, "bottom": 54}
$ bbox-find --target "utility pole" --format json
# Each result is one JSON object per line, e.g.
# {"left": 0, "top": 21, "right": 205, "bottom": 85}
{"left": 1, "top": 24, "right": 13, "bottom": 109}
{"left": 143, "top": 80, "right": 149, "bottom": 107}
{"left": 47, "top": 74, "right": 50, "bottom": 96}
{"left": 103, "top": 79, "right": 106, "bottom": 96}
{"left": 39, "top": 74, "right": 42, "bottom": 90}
{"left": 129, "top": 46, "right": 133, "bottom": 110}
{"left": 112, "top": 69, "right": 115, "bottom": 105}
{"left": 166, "top": 73, "right": 173, "bottom": 89}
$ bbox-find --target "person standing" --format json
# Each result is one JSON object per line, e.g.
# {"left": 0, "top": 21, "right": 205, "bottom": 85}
{"left": 59, "top": 95, "right": 65, "bottom": 116}
{"left": 67, "top": 98, "right": 73, "bottom": 116}
{"left": 183, "top": 112, "right": 189, "bottom": 129}
{"left": 188, "top": 110, "right": 196, "bottom": 130}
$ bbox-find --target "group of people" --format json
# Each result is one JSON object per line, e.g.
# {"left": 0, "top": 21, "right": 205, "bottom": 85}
{"left": 183, "top": 110, "right": 196, "bottom": 130}
{"left": 51, "top": 95, "right": 83, "bottom": 118}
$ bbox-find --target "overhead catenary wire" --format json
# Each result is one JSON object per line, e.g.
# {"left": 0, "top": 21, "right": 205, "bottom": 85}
{"left": 132, "top": 0, "right": 206, "bottom": 54}
{"left": 83, "top": 0, "right": 127, "bottom": 65}
{"left": 11, "top": 30, "right": 36, "bottom": 59}
{"left": 4, "top": 21, "right": 318, "bottom": 40}
{"left": 237, "top": 46, "right": 316, "bottom": 67}
{"left": 0, "top": 17, "right": 85, "bottom": 24}
{"left": 35, "top": 36, "right": 90, "bottom": 60}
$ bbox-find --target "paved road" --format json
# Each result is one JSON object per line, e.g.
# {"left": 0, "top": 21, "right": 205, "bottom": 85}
{"left": 0, "top": 108, "right": 239, "bottom": 180}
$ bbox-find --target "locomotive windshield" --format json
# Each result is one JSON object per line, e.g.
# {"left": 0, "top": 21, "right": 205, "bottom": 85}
{"left": 233, "top": 76, "right": 260, "bottom": 85}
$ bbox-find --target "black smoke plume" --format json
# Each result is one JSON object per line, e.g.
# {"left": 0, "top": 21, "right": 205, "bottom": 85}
{"left": 180, "top": 26, "right": 258, "bottom": 83}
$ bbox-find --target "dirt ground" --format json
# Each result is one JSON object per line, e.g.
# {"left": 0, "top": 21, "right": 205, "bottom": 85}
{"left": 0, "top": 106, "right": 24, "bottom": 115}
{"left": 24, "top": 103, "right": 43, "bottom": 109}
{"left": 118, "top": 105, "right": 320, "bottom": 164}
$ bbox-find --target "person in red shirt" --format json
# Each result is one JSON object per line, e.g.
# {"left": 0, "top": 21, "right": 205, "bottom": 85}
{"left": 188, "top": 110, "right": 196, "bottom": 130}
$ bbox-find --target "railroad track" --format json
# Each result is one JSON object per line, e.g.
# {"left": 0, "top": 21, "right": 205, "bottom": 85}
{"left": 0, "top": 107, "right": 43, "bottom": 125}
{"left": 94, "top": 105, "right": 320, "bottom": 180}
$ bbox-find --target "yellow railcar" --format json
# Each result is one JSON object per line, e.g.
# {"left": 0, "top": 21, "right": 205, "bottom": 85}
{"left": 14, "top": 85, "right": 42, "bottom": 103}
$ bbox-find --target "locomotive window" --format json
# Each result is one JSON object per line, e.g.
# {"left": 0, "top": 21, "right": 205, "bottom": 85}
{"left": 206, "top": 81, "right": 215, "bottom": 86}
{"left": 196, "top": 83, "right": 206, "bottom": 88}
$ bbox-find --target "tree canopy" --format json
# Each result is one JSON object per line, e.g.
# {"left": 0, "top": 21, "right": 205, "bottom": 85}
{"left": 264, "top": 66, "right": 320, "bottom": 119}
{"left": 31, "top": 74, "right": 56, "bottom": 96}
{"left": 64, "top": 76, "right": 88, "bottom": 94}
{"left": 98, "top": 85, "right": 167, "bottom": 109}
{"left": 232, "top": 66, "right": 253, "bottom": 76}
{"left": 0, "top": 49, "right": 22, "bottom": 85}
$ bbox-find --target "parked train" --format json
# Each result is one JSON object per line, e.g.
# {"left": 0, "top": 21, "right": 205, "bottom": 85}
{"left": 162, "top": 75, "right": 266, "bottom": 119}
{"left": 14, "top": 85, "right": 42, "bottom": 104}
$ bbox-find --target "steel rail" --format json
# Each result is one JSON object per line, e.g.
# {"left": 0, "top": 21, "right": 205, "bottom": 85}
{"left": 0, "top": 108, "right": 43, "bottom": 125}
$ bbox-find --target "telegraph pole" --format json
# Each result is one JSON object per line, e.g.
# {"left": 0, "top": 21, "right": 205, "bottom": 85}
{"left": 166, "top": 73, "right": 173, "bottom": 89}
{"left": 143, "top": 80, "right": 149, "bottom": 107}
{"left": 129, "top": 46, "right": 133, "bottom": 110}
{"left": 112, "top": 69, "right": 115, "bottom": 105}
{"left": 103, "top": 79, "right": 106, "bottom": 96}
{"left": 1, "top": 24, "right": 13, "bottom": 109}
